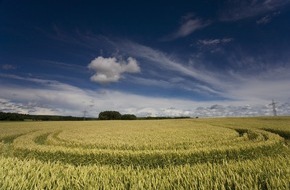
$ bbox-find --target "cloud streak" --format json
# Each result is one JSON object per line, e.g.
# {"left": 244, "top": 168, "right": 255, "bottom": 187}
{"left": 256, "top": 15, "right": 272, "bottom": 24}
{"left": 197, "top": 38, "right": 233, "bottom": 46}
{"left": 163, "top": 15, "right": 210, "bottom": 41}
{"left": 118, "top": 40, "right": 226, "bottom": 88}
{"left": 256, "top": 11, "right": 280, "bottom": 24}
{"left": 1, "top": 64, "right": 16, "bottom": 70}
{"left": 220, "top": 0, "right": 290, "bottom": 21}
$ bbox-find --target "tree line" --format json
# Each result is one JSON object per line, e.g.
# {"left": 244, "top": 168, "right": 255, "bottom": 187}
{"left": 0, "top": 111, "right": 137, "bottom": 121}
{"left": 0, "top": 111, "right": 190, "bottom": 121}
{"left": 0, "top": 112, "right": 92, "bottom": 121}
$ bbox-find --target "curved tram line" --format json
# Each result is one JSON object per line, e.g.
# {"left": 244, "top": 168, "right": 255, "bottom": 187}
{"left": 1, "top": 123, "right": 288, "bottom": 168}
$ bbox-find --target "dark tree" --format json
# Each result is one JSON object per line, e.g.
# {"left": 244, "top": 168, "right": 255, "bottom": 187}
{"left": 0, "top": 112, "right": 95, "bottom": 121}
{"left": 98, "top": 111, "right": 122, "bottom": 120}
{"left": 0, "top": 112, "right": 24, "bottom": 121}
{"left": 121, "top": 114, "right": 137, "bottom": 120}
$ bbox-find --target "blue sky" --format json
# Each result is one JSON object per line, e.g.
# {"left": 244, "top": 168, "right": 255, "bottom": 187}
{"left": 1, "top": 0, "right": 290, "bottom": 117}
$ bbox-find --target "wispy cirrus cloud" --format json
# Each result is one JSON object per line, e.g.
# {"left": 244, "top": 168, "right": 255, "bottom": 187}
{"left": 39, "top": 60, "right": 87, "bottom": 72}
{"left": 195, "top": 38, "right": 234, "bottom": 54}
{"left": 128, "top": 76, "right": 223, "bottom": 97}
{"left": 162, "top": 14, "right": 210, "bottom": 41}
{"left": 197, "top": 38, "right": 233, "bottom": 46}
{"left": 107, "top": 39, "right": 290, "bottom": 103}
{"left": 222, "top": 52, "right": 290, "bottom": 103}
{"left": 220, "top": 0, "right": 290, "bottom": 21}
{"left": 256, "top": 15, "right": 272, "bottom": 24}
{"left": 99, "top": 39, "right": 290, "bottom": 111}
{"left": 122, "top": 38, "right": 290, "bottom": 103}
{"left": 256, "top": 11, "right": 280, "bottom": 24}
{"left": 1, "top": 64, "right": 16, "bottom": 70}
{"left": 117, "top": 40, "right": 225, "bottom": 88}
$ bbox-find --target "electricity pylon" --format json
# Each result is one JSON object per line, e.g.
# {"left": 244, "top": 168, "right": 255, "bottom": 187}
{"left": 269, "top": 99, "right": 277, "bottom": 116}
{"left": 83, "top": 110, "right": 87, "bottom": 120}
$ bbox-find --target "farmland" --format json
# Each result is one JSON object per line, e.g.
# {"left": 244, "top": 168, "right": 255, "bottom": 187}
{"left": 0, "top": 117, "right": 290, "bottom": 189}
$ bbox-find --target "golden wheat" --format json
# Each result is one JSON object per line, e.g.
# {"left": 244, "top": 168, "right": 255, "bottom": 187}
{"left": 0, "top": 117, "right": 289, "bottom": 189}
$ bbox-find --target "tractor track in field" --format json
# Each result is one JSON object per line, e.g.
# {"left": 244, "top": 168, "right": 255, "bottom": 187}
{"left": 2, "top": 128, "right": 287, "bottom": 168}
{"left": 1, "top": 122, "right": 289, "bottom": 168}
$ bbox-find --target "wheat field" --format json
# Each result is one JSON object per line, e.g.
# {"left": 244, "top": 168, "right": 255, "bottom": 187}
{"left": 0, "top": 117, "right": 289, "bottom": 189}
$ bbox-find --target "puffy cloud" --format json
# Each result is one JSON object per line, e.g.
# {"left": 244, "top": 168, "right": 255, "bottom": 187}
{"left": 88, "top": 56, "right": 140, "bottom": 84}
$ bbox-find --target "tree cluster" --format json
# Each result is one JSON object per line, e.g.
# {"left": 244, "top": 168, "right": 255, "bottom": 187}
{"left": 98, "top": 111, "right": 137, "bottom": 120}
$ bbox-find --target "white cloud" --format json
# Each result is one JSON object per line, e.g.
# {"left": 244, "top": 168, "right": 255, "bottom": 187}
{"left": 0, "top": 98, "right": 60, "bottom": 115}
{"left": 0, "top": 77, "right": 199, "bottom": 117}
{"left": 1, "top": 74, "right": 289, "bottom": 117}
{"left": 88, "top": 56, "right": 140, "bottom": 84}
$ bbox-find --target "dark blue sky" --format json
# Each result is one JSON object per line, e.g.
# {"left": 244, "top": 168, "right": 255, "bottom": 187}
{"left": 1, "top": 0, "right": 290, "bottom": 117}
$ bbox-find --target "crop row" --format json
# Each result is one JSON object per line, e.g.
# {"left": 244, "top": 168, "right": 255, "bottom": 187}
{"left": 50, "top": 121, "right": 239, "bottom": 150}
{"left": 44, "top": 129, "right": 261, "bottom": 151}
{"left": 11, "top": 141, "right": 287, "bottom": 168}
{"left": 0, "top": 153, "right": 289, "bottom": 190}
{"left": 0, "top": 127, "right": 284, "bottom": 167}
